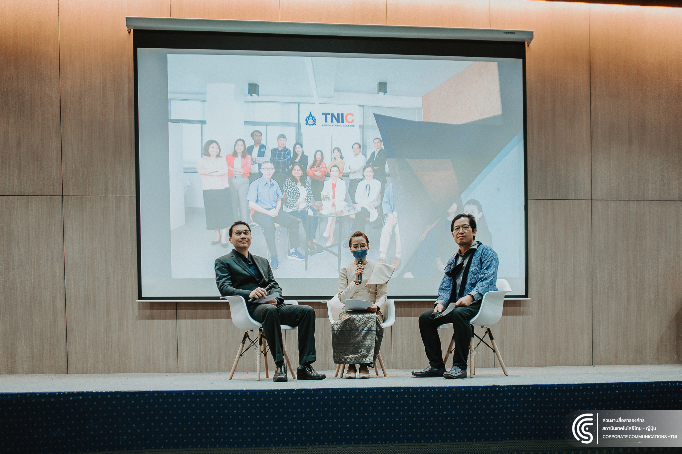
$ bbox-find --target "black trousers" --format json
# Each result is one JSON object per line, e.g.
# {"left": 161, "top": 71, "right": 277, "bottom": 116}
{"left": 348, "top": 179, "right": 360, "bottom": 203}
{"left": 252, "top": 210, "right": 301, "bottom": 256}
{"left": 250, "top": 303, "right": 317, "bottom": 366}
{"left": 418, "top": 302, "right": 481, "bottom": 370}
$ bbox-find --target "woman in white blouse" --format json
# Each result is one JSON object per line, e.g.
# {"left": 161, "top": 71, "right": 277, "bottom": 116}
{"left": 196, "top": 140, "right": 232, "bottom": 247}
{"left": 352, "top": 165, "right": 381, "bottom": 232}
{"left": 321, "top": 164, "right": 347, "bottom": 247}
{"left": 331, "top": 231, "right": 394, "bottom": 378}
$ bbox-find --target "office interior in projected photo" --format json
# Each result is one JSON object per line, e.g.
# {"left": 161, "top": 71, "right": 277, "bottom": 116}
{"left": 137, "top": 48, "right": 526, "bottom": 299}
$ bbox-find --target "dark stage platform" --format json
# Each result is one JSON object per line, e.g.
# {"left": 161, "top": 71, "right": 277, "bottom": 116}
{"left": 1, "top": 366, "right": 681, "bottom": 453}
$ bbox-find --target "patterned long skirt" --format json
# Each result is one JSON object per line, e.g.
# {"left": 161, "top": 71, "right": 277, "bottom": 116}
{"left": 331, "top": 311, "right": 383, "bottom": 365}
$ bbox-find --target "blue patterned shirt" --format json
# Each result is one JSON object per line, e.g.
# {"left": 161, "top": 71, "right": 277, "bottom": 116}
{"left": 270, "top": 147, "right": 291, "bottom": 176}
{"left": 436, "top": 241, "right": 499, "bottom": 308}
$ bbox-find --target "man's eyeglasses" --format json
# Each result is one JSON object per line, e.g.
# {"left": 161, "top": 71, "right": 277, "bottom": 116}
{"left": 453, "top": 225, "right": 471, "bottom": 233}
{"left": 233, "top": 230, "right": 251, "bottom": 237}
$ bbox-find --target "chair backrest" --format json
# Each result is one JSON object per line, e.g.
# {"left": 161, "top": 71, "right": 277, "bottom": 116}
{"left": 327, "top": 294, "right": 343, "bottom": 323}
{"left": 469, "top": 278, "right": 511, "bottom": 327}
{"left": 380, "top": 299, "right": 396, "bottom": 329}
{"left": 222, "top": 295, "right": 261, "bottom": 331}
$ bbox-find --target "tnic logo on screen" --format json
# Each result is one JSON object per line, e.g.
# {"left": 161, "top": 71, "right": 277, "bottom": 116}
{"left": 304, "top": 110, "right": 356, "bottom": 127}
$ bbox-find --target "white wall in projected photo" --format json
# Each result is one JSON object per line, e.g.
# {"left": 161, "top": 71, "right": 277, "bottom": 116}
{"left": 137, "top": 49, "right": 526, "bottom": 299}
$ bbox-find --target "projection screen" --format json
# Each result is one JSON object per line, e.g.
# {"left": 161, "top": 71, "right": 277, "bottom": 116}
{"left": 132, "top": 20, "right": 530, "bottom": 300}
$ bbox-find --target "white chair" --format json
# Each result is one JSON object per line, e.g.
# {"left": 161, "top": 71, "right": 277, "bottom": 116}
{"left": 223, "top": 295, "right": 297, "bottom": 380}
{"left": 327, "top": 296, "right": 395, "bottom": 378}
{"left": 438, "top": 278, "right": 511, "bottom": 377}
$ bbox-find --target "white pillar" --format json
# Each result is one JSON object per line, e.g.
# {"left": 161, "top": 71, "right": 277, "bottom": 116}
{"left": 204, "top": 83, "right": 245, "bottom": 155}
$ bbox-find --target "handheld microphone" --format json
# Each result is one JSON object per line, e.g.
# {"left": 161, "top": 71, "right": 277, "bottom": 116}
{"left": 356, "top": 260, "right": 362, "bottom": 284}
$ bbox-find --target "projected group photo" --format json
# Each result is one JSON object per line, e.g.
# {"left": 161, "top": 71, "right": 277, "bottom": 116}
{"left": 138, "top": 51, "right": 526, "bottom": 298}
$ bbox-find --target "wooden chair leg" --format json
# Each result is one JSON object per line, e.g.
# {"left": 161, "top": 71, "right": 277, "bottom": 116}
{"left": 339, "top": 364, "right": 346, "bottom": 378}
{"left": 377, "top": 353, "right": 387, "bottom": 377}
{"left": 256, "top": 332, "right": 262, "bottom": 381}
{"left": 469, "top": 336, "right": 476, "bottom": 377}
{"left": 261, "top": 333, "right": 269, "bottom": 379}
{"left": 282, "top": 345, "right": 296, "bottom": 379}
{"left": 374, "top": 363, "right": 379, "bottom": 376}
{"left": 334, "top": 364, "right": 341, "bottom": 377}
{"left": 488, "top": 328, "right": 508, "bottom": 376}
{"left": 229, "top": 332, "right": 248, "bottom": 380}
{"left": 443, "top": 335, "right": 455, "bottom": 365}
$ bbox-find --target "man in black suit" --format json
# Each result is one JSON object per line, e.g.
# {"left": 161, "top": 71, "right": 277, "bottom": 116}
{"left": 367, "top": 137, "right": 387, "bottom": 193}
{"left": 215, "top": 221, "right": 325, "bottom": 382}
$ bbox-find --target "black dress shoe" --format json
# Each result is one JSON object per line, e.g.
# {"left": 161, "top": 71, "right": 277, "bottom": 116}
{"left": 297, "top": 364, "right": 326, "bottom": 380}
{"left": 273, "top": 364, "right": 288, "bottom": 382}
{"left": 412, "top": 366, "right": 446, "bottom": 378}
{"left": 443, "top": 366, "right": 467, "bottom": 379}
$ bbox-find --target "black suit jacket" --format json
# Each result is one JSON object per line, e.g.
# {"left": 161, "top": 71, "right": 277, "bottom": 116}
{"left": 215, "top": 250, "right": 282, "bottom": 304}
{"left": 366, "top": 147, "right": 387, "bottom": 180}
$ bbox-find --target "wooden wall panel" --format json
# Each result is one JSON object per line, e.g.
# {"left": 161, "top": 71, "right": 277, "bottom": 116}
{"left": 592, "top": 201, "right": 682, "bottom": 365}
{"left": 60, "top": 0, "right": 169, "bottom": 196}
{"left": 0, "top": 197, "right": 66, "bottom": 374}
{"left": 590, "top": 6, "right": 682, "bottom": 201}
{"left": 491, "top": 0, "right": 591, "bottom": 200}
{"left": 280, "top": 0, "right": 386, "bottom": 25}
{"left": 492, "top": 200, "right": 592, "bottom": 367}
{"left": 177, "top": 302, "right": 242, "bottom": 373}
{"left": 171, "top": 0, "right": 279, "bottom": 20}
{"left": 387, "top": 0, "right": 490, "bottom": 28}
{"left": 0, "top": 0, "right": 61, "bottom": 195}
{"left": 64, "top": 196, "right": 177, "bottom": 373}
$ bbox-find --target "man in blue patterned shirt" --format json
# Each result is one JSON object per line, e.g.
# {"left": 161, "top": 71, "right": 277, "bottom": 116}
{"left": 413, "top": 213, "right": 499, "bottom": 379}
{"left": 270, "top": 133, "right": 291, "bottom": 188}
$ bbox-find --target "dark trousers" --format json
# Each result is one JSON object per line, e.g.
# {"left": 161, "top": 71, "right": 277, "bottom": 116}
{"left": 250, "top": 303, "right": 317, "bottom": 366}
{"left": 352, "top": 207, "right": 370, "bottom": 232}
{"left": 252, "top": 210, "right": 301, "bottom": 256}
{"left": 291, "top": 208, "right": 318, "bottom": 242}
{"left": 348, "top": 179, "right": 360, "bottom": 203}
{"left": 418, "top": 302, "right": 481, "bottom": 370}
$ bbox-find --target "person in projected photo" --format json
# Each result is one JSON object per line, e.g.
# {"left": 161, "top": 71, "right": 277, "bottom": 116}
{"left": 402, "top": 201, "right": 460, "bottom": 278}
{"left": 331, "top": 231, "right": 394, "bottom": 379}
{"left": 246, "top": 130, "right": 268, "bottom": 184}
{"left": 378, "top": 183, "right": 401, "bottom": 269}
{"left": 215, "top": 221, "right": 325, "bottom": 382}
{"left": 307, "top": 150, "right": 327, "bottom": 201}
{"left": 282, "top": 164, "right": 323, "bottom": 255}
{"left": 413, "top": 214, "right": 498, "bottom": 379}
{"left": 247, "top": 162, "right": 305, "bottom": 270}
{"left": 321, "top": 164, "right": 348, "bottom": 247}
{"left": 226, "top": 139, "right": 252, "bottom": 224}
{"left": 270, "top": 133, "right": 291, "bottom": 188}
{"left": 463, "top": 199, "right": 492, "bottom": 247}
{"left": 288, "top": 142, "right": 308, "bottom": 174}
{"left": 327, "top": 147, "right": 345, "bottom": 177}
{"left": 366, "top": 137, "right": 387, "bottom": 194}
{"left": 352, "top": 166, "right": 382, "bottom": 232}
{"left": 196, "top": 140, "right": 232, "bottom": 248}
{"left": 346, "top": 142, "right": 366, "bottom": 204}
